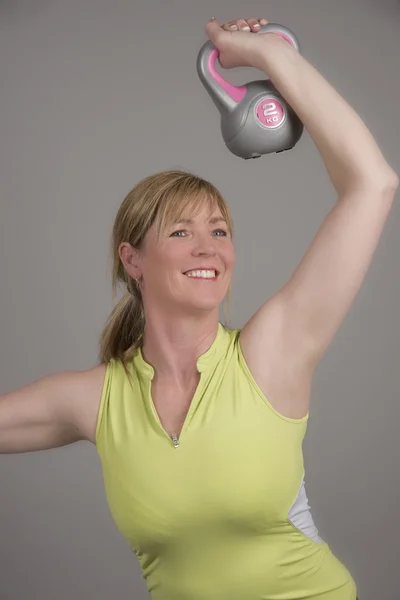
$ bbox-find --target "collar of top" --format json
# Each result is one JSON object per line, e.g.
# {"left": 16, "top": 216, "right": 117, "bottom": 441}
{"left": 134, "top": 322, "right": 228, "bottom": 380}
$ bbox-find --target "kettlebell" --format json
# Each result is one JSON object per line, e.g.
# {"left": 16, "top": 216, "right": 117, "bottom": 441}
{"left": 196, "top": 23, "right": 304, "bottom": 159}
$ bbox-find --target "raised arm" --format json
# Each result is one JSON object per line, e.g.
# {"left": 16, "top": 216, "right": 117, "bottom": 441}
{"left": 0, "top": 365, "right": 106, "bottom": 454}
{"left": 204, "top": 18, "right": 398, "bottom": 418}
{"left": 243, "top": 32, "right": 398, "bottom": 362}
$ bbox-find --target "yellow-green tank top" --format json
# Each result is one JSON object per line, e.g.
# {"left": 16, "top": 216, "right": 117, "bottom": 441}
{"left": 96, "top": 323, "right": 357, "bottom": 600}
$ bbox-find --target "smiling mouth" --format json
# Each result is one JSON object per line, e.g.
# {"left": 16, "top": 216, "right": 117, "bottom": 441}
{"left": 182, "top": 268, "right": 220, "bottom": 280}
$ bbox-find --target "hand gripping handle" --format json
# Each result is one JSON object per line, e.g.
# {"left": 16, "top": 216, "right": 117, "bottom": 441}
{"left": 196, "top": 23, "right": 300, "bottom": 114}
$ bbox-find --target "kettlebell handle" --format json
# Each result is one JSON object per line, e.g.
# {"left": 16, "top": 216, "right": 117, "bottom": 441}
{"left": 196, "top": 23, "right": 300, "bottom": 114}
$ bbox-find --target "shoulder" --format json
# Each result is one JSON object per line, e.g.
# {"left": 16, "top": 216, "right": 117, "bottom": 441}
{"left": 70, "top": 363, "right": 108, "bottom": 445}
{"left": 237, "top": 299, "right": 316, "bottom": 420}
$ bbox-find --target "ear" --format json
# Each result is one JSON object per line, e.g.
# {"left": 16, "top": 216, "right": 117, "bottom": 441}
{"left": 118, "top": 242, "right": 141, "bottom": 278}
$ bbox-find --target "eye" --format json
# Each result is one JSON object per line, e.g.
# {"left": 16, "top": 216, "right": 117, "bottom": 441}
{"left": 170, "top": 228, "right": 228, "bottom": 238}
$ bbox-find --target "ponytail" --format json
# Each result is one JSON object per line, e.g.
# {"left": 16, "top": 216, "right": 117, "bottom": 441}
{"left": 99, "top": 285, "right": 144, "bottom": 371}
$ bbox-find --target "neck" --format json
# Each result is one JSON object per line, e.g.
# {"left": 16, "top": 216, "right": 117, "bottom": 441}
{"left": 140, "top": 312, "right": 220, "bottom": 383}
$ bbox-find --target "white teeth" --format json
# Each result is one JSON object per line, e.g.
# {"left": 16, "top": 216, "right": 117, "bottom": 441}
{"left": 185, "top": 269, "right": 216, "bottom": 279}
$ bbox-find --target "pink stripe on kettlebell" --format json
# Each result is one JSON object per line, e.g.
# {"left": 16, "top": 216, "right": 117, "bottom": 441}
{"left": 206, "top": 31, "right": 295, "bottom": 103}
{"left": 271, "top": 31, "right": 296, "bottom": 47}
{"left": 207, "top": 48, "right": 247, "bottom": 103}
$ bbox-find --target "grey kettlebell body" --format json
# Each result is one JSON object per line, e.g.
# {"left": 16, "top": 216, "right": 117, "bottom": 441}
{"left": 196, "top": 23, "right": 304, "bottom": 159}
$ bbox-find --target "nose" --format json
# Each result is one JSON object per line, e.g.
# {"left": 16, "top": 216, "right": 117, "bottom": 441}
{"left": 191, "top": 232, "right": 217, "bottom": 256}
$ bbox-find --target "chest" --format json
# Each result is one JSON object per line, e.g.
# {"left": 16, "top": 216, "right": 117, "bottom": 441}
{"left": 150, "top": 374, "right": 201, "bottom": 439}
{"left": 97, "top": 359, "right": 309, "bottom": 554}
{"left": 101, "top": 408, "right": 305, "bottom": 557}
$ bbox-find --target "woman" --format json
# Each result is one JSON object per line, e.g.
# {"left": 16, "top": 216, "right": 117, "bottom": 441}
{"left": 0, "top": 15, "right": 398, "bottom": 600}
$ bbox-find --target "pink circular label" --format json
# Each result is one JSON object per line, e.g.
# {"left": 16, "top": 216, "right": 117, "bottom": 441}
{"left": 256, "top": 97, "right": 286, "bottom": 128}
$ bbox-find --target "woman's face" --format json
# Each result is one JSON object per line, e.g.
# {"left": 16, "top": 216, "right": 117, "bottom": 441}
{"left": 134, "top": 203, "right": 234, "bottom": 316}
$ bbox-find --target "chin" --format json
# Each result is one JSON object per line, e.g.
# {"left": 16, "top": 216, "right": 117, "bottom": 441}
{"left": 180, "top": 296, "right": 222, "bottom": 313}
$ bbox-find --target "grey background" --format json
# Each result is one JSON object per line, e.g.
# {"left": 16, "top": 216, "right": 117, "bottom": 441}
{"left": 0, "top": 0, "right": 399, "bottom": 599}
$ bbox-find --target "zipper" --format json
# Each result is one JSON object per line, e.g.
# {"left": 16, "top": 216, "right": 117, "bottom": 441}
{"left": 147, "top": 381, "right": 182, "bottom": 449}
{"left": 147, "top": 375, "right": 204, "bottom": 450}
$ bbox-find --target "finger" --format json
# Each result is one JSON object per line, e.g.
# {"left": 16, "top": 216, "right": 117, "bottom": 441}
{"left": 222, "top": 21, "right": 239, "bottom": 31}
{"left": 236, "top": 18, "right": 251, "bottom": 31}
{"left": 222, "top": 19, "right": 247, "bottom": 31}
{"left": 204, "top": 17, "right": 225, "bottom": 42}
{"left": 259, "top": 18, "right": 268, "bottom": 25}
{"left": 247, "top": 18, "right": 262, "bottom": 31}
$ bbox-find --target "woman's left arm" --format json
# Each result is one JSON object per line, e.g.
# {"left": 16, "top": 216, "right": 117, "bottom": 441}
{"left": 240, "top": 33, "right": 398, "bottom": 367}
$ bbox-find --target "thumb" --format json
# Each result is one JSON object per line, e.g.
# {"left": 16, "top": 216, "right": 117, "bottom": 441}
{"left": 204, "top": 17, "right": 224, "bottom": 44}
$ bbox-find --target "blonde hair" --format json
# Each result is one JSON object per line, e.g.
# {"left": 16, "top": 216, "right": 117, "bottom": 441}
{"left": 99, "top": 169, "right": 234, "bottom": 370}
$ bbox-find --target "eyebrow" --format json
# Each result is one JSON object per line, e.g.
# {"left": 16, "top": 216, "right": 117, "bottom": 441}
{"left": 173, "top": 216, "right": 227, "bottom": 225}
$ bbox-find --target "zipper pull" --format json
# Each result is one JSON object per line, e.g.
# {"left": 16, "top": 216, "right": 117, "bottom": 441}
{"left": 171, "top": 434, "right": 179, "bottom": 448}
